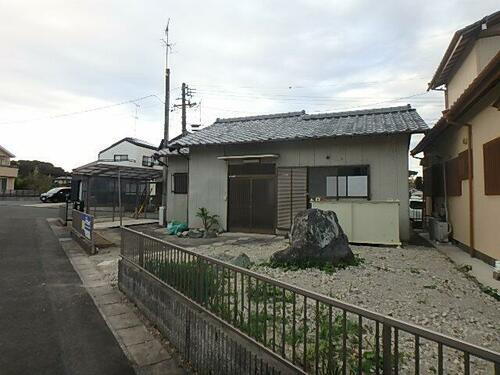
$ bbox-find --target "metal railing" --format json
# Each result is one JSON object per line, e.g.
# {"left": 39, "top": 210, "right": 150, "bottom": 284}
{"left": 0, "top": 189, "right": 39, "bottom": 199}
{"left": 121, "top": 227, "right": 500, "bottom": 375}
{"left": 58, "top": 202, "right": 72, "bottom": 225}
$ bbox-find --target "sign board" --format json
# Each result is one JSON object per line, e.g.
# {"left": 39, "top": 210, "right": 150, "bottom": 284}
{"left": 81, "top": 213, "right": 93, "bottom": 240}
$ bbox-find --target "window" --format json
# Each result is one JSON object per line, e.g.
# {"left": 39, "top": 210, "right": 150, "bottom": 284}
{"left": 114, "top": 154, "right": 128, "bottom": 161}
{"left": 142, "top": 155, "right": 153, "bottom": 167}
{"left": 445, "top": 157, "right": 462, "bottom": 196}
{"left": 484, "top": 136, "right": 500, "bottom": 195}
{"left": 308, "top": 165, "right": 369, "bottom": 199}
{"left": 172, "top": 173, "right": 188, "bottom": 194}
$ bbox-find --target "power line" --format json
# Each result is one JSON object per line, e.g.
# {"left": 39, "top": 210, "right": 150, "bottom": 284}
{"left": 0, "top": 94, "right": 160, "bottom": 126}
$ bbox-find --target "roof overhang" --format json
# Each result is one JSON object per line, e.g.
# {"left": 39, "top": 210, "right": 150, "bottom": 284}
{"left": 412, "top": 51, "right": 500, "bottom": 155}
{"left": 428, "top": 11, "right": 500, "bottom": 90}
{"left": 72, "top": 161, "right": 162, "bottom": 180}
{"left": 217, "top": 154, "right": 280, "bottom": 160}
{"left": 0, "top": 144, "right": 15, "bottom": 158}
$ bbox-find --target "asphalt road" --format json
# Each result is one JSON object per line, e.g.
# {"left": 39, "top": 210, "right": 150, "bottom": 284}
{"left": 0, "top": 201, "right": 135, "bottom": 375}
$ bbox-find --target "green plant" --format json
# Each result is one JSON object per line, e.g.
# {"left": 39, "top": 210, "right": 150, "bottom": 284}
{"left": 261, "top": 254, "right": 364, "bottom": 275}
{"left": 196, "top": 207, "right": 220, "bottom": 233}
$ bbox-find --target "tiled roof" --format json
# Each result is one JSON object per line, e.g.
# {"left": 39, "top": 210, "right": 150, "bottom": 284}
{"left": 169, "top": 105, "right": 428, "bottom": 147}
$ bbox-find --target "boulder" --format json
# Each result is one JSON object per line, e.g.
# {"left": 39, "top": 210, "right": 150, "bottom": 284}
{"left": 188, "top": 229, "right": 204, "bottom": 239}
{"left": 229, "top": 253, "right": 252, "bottom": 269}
{"left": 271, "top": 209, "right": 354, "bottom": 265}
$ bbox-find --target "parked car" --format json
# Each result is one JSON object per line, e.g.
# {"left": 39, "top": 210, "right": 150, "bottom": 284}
{"left": 40, "top": 187, "right": 71, "bottom": 203}
{"left": 409, "top": 195, "right": 423, "bottom": 226}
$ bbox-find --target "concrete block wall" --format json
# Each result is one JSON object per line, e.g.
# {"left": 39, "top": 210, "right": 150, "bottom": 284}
{"left": 118, "top": 259, "right": 301, "bottom": 374}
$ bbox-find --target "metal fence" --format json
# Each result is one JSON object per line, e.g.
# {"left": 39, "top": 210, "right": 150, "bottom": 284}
{"left": 0, "top": 189, "right": 39, "bottom": 199}
{"left": 58, "top": 202, "right": 72, "bottom": 225}
{"left": 121, "top": 228, "right": 500, "bottom": 375}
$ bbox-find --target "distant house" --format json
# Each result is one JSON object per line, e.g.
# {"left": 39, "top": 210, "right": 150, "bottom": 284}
{"left": 165, "top": 105, "right": 428, "bottom": 244}
{"left": 0, "top": 145, "right": 18, "bottom": 192}
{"left": 98, "top": 137, "right": 162, "bottom": 169}
{"left": 411, "top": 11, "right": 500, "bottom": 264}
{"left": 72, "top": 137, "right": 163, "bottom": 216}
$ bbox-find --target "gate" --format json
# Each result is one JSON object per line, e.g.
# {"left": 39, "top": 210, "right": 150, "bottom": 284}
{"left": 227, "top": 163, "right": 276, "bottom": 234}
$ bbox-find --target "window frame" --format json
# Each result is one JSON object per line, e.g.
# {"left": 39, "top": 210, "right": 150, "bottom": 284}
{"left": 113, "top": 154, "right": 128, "bottom": 162}
{"left": 142, "top": 155, "right": 153, "bottom": 167}
{"left": 308, "top": 165, "right": 370, "bottom": 200}
{"left": 172, "top": 173, "right": 188, "bottom": 194}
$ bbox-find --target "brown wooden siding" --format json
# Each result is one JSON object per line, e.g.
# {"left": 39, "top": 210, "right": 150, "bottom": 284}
{"left": 483, "top": 136, "right": 500, "bottom": 195}
{"left": 276, "top": 167, "right": 307, "bottom": 230}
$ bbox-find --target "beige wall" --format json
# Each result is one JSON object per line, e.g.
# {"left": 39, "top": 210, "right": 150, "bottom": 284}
{"left": 447, "top": 35, "right": 500, "bottom": 107}
{"left": 186, "top": 134, "right": 411, "bottom": 241}
{"left": 426, "top": 105, "right": 500, "bottom": 261}
{"left": 470, "top": 106, "right": 500, "bottom": 261}
{"left": 166, "top": 156, "right": 189, "bottom": 223}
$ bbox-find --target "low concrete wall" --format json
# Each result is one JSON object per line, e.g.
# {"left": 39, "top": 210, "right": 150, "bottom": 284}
{"left": 118, "top": 259, "right": 303, "bottom": 375}
{"left": 312, "top": 200, "right": 401, "bottom": 245}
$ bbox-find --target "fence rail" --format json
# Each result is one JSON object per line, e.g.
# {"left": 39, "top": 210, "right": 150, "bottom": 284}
{"left": 121, "top": 227, "right": 500, "bottom": 375}
{"left": 0, "top": 189, "right": 39, "bottom": 198}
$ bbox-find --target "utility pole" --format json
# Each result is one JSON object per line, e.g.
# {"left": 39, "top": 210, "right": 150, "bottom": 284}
{"left": 161, "top": 19, "right": 171, "bottom": 225}
{"left": 175, "top": 83, "right": 197, "bottom": 134}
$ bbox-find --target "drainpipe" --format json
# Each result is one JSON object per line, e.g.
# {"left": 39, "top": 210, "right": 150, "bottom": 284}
{"left": 448, "top": 121, "right": 475, "bottom": 257}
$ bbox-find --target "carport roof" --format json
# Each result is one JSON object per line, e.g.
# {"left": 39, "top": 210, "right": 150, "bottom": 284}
{"left": 72, "top": 161, "right": 162, "bottom": 180}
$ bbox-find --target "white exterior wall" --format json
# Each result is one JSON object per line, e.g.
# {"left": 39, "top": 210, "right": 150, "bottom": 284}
{"left": 98, "top": 141, "right": 161, "bottom": 170}
{"left": 166, "top": 156, "right": 189, "bottom": 223}
{"left": 187, "top": 134, "right": 411, "bottom": 241}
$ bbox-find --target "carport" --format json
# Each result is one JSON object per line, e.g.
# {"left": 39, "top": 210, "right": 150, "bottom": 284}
{"left": 72, "top": 161, "right": 162, "bottom": 226}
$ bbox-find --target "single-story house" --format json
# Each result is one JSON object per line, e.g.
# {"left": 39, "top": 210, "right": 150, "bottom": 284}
{"left": 165, "top": 105, "right": 428, "bottom": 244}
{"left": 411, "top": 11, "right": 500, "bottom": 265}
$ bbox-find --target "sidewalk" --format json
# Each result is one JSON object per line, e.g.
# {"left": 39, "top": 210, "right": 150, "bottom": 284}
{"left": 419, "top": 232, "right": 499, "bottom": 290}
{"left": 48, "top": 219, "right": 187, "bottom": 375}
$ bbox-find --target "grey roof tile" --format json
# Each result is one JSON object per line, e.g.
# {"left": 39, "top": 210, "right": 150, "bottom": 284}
{"left": 168, "top": 105, "right": 428, "bottom": 148}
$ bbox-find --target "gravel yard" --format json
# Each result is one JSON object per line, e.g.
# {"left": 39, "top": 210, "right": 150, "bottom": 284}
{"left": 94, "top": 225, "right": 499, "bottom": 373}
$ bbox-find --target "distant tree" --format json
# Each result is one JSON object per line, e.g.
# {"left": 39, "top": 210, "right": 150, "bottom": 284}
{"left": 11, "top": 160, "right": 67, "bottom": 179}
{"left": 11, "top": 160, "right": 67, "bottom": 192}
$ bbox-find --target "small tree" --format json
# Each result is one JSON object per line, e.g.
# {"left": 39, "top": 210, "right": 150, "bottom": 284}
{"left": 196, "top": 207, "right": 220, "bottom": 234}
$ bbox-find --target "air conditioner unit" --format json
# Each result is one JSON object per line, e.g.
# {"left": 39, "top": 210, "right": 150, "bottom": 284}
{"left": 428, "top": 217, "right": 451, "bottom": 242}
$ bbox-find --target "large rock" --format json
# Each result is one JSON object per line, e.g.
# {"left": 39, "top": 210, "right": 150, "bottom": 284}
{"left": 271, "top": 209, "right": 354, "bottom": 265}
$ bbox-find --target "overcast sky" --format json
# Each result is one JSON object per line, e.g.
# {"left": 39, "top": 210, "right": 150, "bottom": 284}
{"left": 1, "top": 1, "right": 498, "bottom": 172}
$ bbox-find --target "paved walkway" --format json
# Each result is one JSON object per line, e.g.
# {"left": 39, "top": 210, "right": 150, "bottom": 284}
{"left": 419, "top": 232, "right": 500, "bottom": 290}
{"left": 48, "top": 220, "right": 186, "bottom": 375}
{"left": 0, "top": 203, "right": 135, "bottom": 375}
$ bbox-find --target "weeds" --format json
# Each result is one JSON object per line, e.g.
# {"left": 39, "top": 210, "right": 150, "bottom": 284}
{"left": 261, "top": 254, "right": 365, "bottom": 274}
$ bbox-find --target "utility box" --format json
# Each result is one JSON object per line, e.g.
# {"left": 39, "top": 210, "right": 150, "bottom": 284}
{"left": 158, "top": 206, "right": 165, "bottom": 226}
{"left": 428, "top": 217, "right": 451, "bottom": 242}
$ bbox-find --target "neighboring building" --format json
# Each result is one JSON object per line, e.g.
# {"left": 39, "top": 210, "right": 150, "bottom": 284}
{"left": 165, "top": 105, "right": 428, "bottom": 243}
{"left": 0, "top": 145, "right": 18, "bottom": 192}
{"left": 411, "top": 11, "right": 500, "bottom": 264}
{"left": 72, "top": 137, "right": 163, "bottom": 216}
{"left": 98, "top": 137, "right": 162, "bottom": 169}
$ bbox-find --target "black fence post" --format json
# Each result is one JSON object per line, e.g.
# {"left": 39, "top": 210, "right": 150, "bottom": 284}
{"left": 383, "top": 323, "right": 392, "bottom": 375}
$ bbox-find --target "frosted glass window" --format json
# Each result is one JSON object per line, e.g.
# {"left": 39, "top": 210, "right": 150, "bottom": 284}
{"left": 326, "top": 176, "right": 337, "bottom": 196}
{"left": 348, "top": 176, "right": 368, "bottom": 196}
{"left": 338, "top": 176, "right": 347, "bottom": 197}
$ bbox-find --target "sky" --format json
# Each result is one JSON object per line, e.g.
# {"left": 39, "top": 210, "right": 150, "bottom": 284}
{"left": 1, "top": 0, "right": 498, "bottom": 172}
